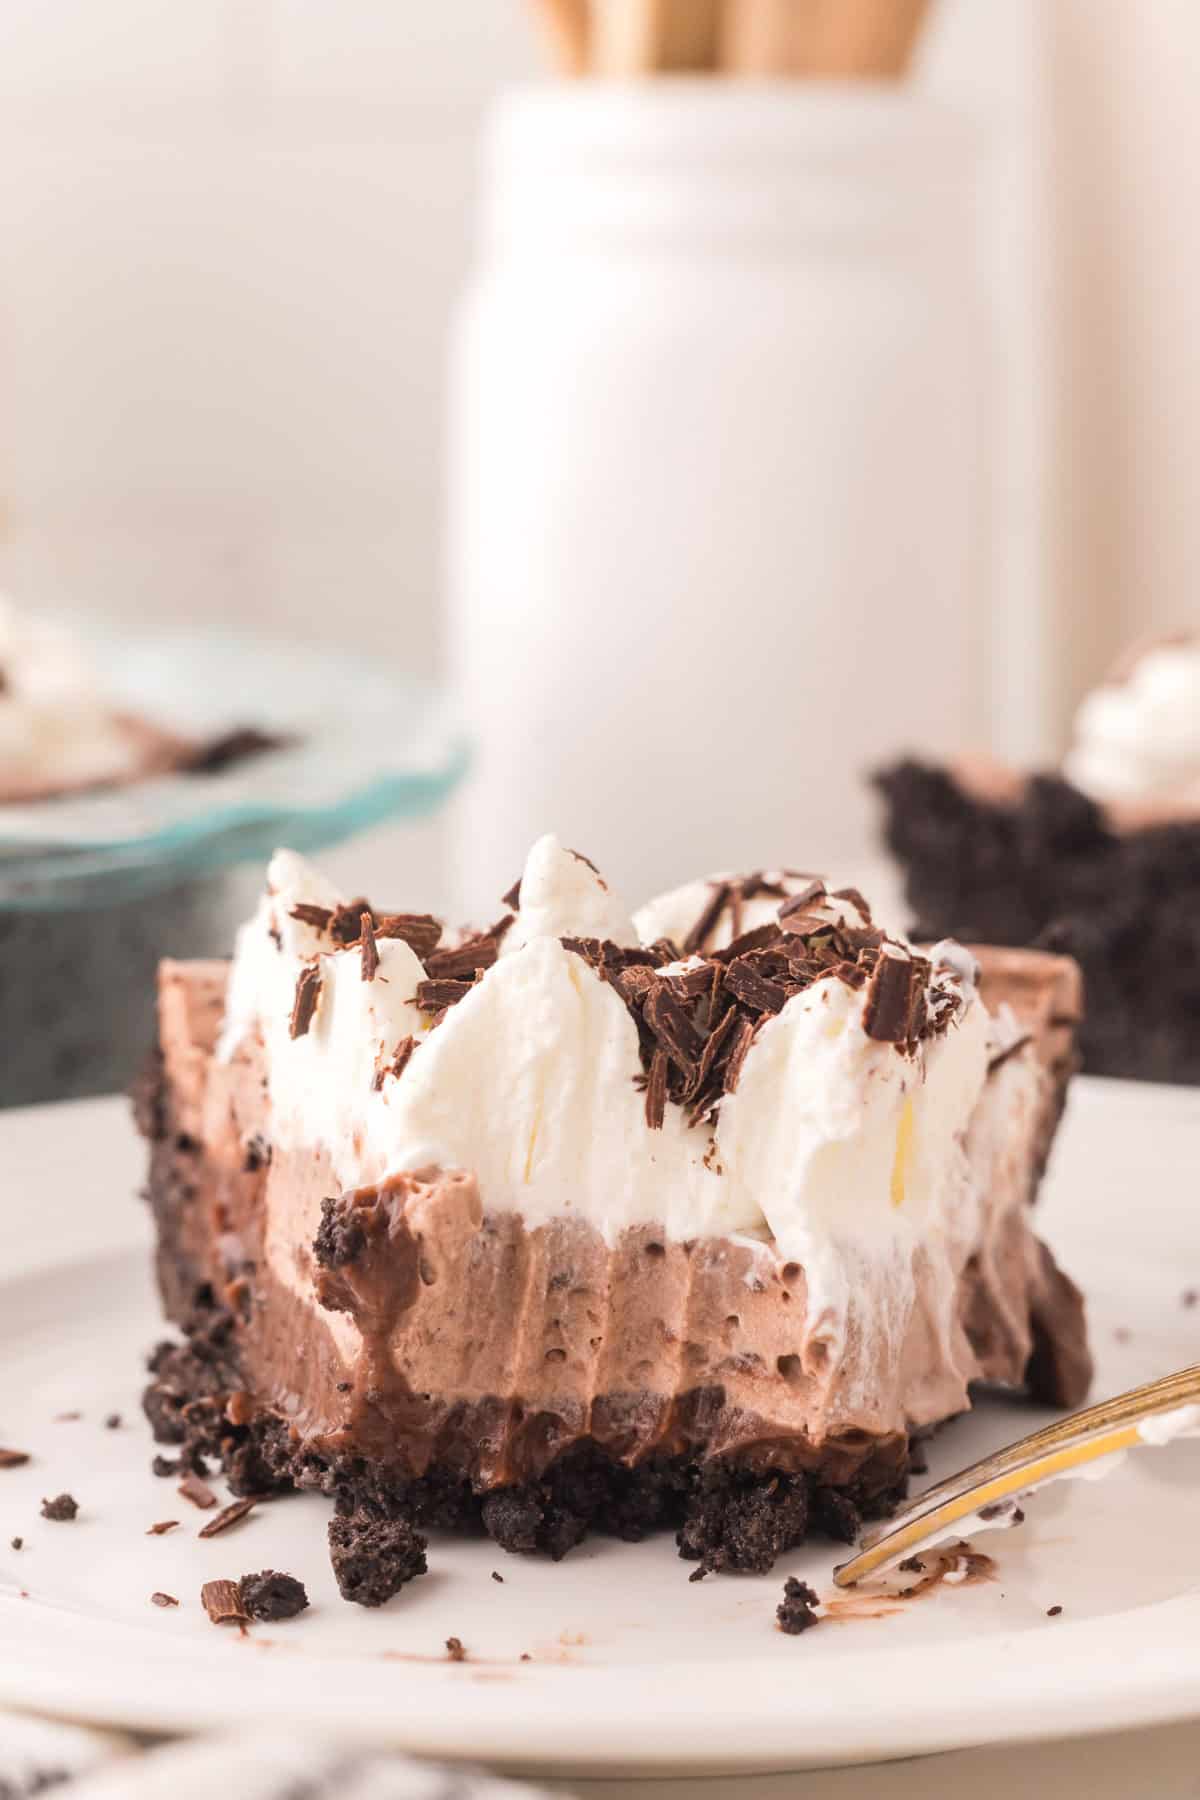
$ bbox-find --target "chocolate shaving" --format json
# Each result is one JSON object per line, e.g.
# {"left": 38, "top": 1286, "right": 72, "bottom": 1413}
{"left": 644, "top": 984, "right": 707, "bottom": 1073}
{"left": 146, "top": 1520, "right": 180, "bottom": 1536}
{"left": 289, "top": 902, "right": 333, "bottom": 931}
{"left": 201, "top": 1578, "right": 248, "bottom": 1626}
{"left": 359, "top": 913, "right": 379, "bottom": 982}
{"left": 683, "top": 882, "right": 732, "bottom": 955}
{"left": 198, "top": 1495, "right": 259, "bottom": 1539}
{"left": 289, "top": 964, "right": 322, "bottom": 1039}
{"left": 414, "top": 978, "right": 473, "bottom": 1014}
{"left": 777, "top": 911, "right": 831, "bottom": 941}
{"left": 374, "top": 913, "right": 443, "bottom": 959}
{"left": 778, "top": 880, "right": 827, "bottom": 917}
{"left": 0, "top": 1449, "right": 30, "bottom": 1469}
{"left": 723, "top": 961, "right": 787, "bottom": 1016}
{"left": 722, "top": 1016, "right": 756, "bottom": 1094}
{"left": 151, "top": 1591, "right": 179, "bottom": 1608}
{"left": 373, "top": 1035, "right": 416, "bottom": 1091}
{"left": 719, "top": 922, "right": 784, "bottom": 960}
{"left": 566, "top": 848, "right": 606, "bottom": 885}
{"left": 862, "top": 947, "right": 918, "bottom": 1046}
{"left": 644, "top": 1048, "right": 668, "bottom": 1130}
{"left": 832, "top": 885, "right": 873, "bottom": 921}
{"left": 178, "top": 1472, "right": 218, "bottom": 1511}
{"left": 181, "top": 726, "right": 288, "bottom": 774}
{"left": 685, "top": 1004, "right": 739, "bottom": 1116}
{"left": 664, "top": 963, "right": 716, "bottom": 1000}
{"left": 330, "top": 899, "right": 373, "bottom": 946}
{"left": 564, "top": 878, "right": 960, "bottom": 1134}
{"left": 424, "top": 915, "right": 513, "bottom": 981}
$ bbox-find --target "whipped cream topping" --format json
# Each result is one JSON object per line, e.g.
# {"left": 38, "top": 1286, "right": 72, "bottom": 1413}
{"left": 1064, "top": 638, "right": 1200, "bottom": 805}
{"left": 0, "top": 595, "right": 148, "bottom": 797}
{"left": 219, "top": 835, "right": 1037, "bottom": 1415}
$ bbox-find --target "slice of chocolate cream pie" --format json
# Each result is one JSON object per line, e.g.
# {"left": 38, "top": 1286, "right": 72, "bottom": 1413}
{"left": 137, "top": 836, "right": 1091, "bottom": 1604}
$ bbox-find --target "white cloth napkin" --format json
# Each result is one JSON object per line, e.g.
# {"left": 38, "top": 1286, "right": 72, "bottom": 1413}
{"left": 0, "top": 1714, "right": 564, "bottom": 1798}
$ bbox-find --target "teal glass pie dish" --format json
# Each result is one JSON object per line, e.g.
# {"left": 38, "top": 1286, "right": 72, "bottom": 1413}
{"left": 0, "top": 627, "right": 469, "bottom": 1107}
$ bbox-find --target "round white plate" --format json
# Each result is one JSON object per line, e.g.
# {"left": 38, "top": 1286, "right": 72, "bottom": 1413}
{"left": 1, "top": 1082, "right": 1199, "bottom": 1776}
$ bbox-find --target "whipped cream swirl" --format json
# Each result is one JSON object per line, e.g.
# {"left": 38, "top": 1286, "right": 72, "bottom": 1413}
{"left": 1065, "top": 638, "right": 1200, "bottom": 806}
{"left": 0, "top": 595, "right": 146, "bottom": 798}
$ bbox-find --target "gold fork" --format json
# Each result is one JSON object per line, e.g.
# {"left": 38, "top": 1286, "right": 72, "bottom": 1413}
{"left": 833, "top": 1364, "right": 1200, "bottom": 1588}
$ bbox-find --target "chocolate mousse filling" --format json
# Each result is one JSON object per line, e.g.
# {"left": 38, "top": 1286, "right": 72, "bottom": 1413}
{"left": 136, "top": 932, "right": 1090, "bottom": 1600}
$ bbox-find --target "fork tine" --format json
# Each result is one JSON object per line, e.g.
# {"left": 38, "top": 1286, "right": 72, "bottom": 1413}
{"left": 832, "top": 1364, "right": 1200, "bottom": 1588}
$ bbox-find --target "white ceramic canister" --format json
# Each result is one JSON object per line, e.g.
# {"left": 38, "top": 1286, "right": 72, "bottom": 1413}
{"left": 446, "top": 84, "right": 985, "bottom": 912}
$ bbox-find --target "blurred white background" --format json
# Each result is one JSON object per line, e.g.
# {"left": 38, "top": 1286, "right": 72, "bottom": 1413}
{"left": 1, "top": 0, "right": 1198, "bottom": 763}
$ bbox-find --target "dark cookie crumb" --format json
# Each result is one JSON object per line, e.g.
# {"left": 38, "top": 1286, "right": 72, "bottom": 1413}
{"left": 328, "top": 1506, "right": 428, "bottom": 1608}
{"left": 243, "top": 1133, "right": 272, "bottom": 1173}
{"left": 1183, "top": 1289, "right": 1198, "bottom": 1310}
{"left": 151, "top": 1591, "right": 179, "bottom": 1608}
{"left": 481, "top": 1484, "right": 589, "bottom": 1563}
{"left": 812, "top": 1485, "right": 862, "bottom": 1545}
{"left": 238, "top": 1569, "right": 309, "bottom": 1622}
{"left": 776, "top": 1576, "right": 821, "bottom": 1635}
{"left": 445, "top": 1636, "right": 467, "bottom": 1662}
{"left": 897, "top": 1554, "right": 925, "bottom": 1574}
{"left": 104, "top": 1413, "right": 122, "bottom": 1430}
{"left": 313, "top": 1195, "right": 366, "bottom": 1272}
{"left": 491, "top": 1570, "right": 504, "bottom": 1583}
{"left": 10, "top": 1537, "right": 22, "bottom": 1551}
{"left": 875, "top": 757, "right": 1200, "bottom": 1085}
{"left": 151, "top": 1455, "right": 180, "bottom": 1479}
{"left": 40, "top": 1493, "right": 78, "bottom": 1522}
{"left": 677, "top": 1467, "right": 812, "bottom": 1576}
{"left": 1047, "top": 1604, "right": 1063, "bottom": 1617}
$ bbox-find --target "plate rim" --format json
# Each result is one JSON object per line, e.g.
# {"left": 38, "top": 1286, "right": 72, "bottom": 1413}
{"left": 1, "top": 1233, "right": 1199, "bottom": 1774}
{"left": 3, "top": 1078, "right": 1200, "bottom": 1775}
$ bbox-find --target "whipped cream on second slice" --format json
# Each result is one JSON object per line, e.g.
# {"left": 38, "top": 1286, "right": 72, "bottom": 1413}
{"left": 0, "top": 595, "right": 149, "bottom": 797}
{"left": 220, "top": 837, "right": 1022, "bottom": 1382}
{"left": 1064, "top": 638, "right": 1200, "bottom": 805}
